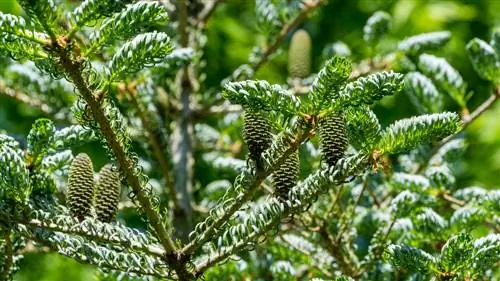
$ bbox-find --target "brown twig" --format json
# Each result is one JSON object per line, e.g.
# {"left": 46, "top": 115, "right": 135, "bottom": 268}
{"left": 0, "top": 81, "right": 54, "bottom": 117}
{"left": 319, "top": 226, "right": 358, "bottom": 278}
{"left": 195, "top": 0, "right": 225, "bottom": 28}
{"left": 124, "top": 84, "right": 181, "bottom": 229}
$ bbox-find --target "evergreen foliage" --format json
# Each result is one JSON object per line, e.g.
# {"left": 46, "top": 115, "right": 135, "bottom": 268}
{"left": 0, "top": 1, "right": 499, "bottom": 281}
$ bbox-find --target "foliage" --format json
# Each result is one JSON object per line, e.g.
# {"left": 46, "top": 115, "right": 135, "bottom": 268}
{"left": 0, "top": 1, "right": 499, "bottom": 281}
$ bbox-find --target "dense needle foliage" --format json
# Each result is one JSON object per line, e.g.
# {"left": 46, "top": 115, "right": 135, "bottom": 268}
{"left": 0, "top": 0, "right": 499, "bottom": 280}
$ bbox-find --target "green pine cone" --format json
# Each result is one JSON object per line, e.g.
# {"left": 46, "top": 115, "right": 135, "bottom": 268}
{"left": 273, "top": 150, "right": 299, "bottom": 202}
{"left": 67, "top": 153, "right": 95, "bottom": 221}
{"left": 94, "top": 164, "right": 121, "bottom": 223}
{"left": 288, "top": 29, "right": 312, "bottom": 78}
{"left": 243, "top": 109, "right": 272, "bottom": 170}
{"left": 319, "top": 113, "right": 348, "bottom": 166}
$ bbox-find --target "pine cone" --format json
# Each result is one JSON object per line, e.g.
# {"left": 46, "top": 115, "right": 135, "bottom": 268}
{"left": 319, "top": 113, "right": 348, "bottom": 166}
{"left": 67, "top": 153, "right": 94, "bottom": 221}
{"left": 94, "top": 164, "right": 121, "bottom": 223}
{"left": 243, "top": 110, "right": 272, "bottom": 170}
{"left": 273, "top": 150, "right": 299, "bottom": 202}
{"left": 288, "top": 29, "right": 312, "bottom": 78}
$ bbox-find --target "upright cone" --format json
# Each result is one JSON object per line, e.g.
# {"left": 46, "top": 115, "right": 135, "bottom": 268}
{"left": 288, "top": 29, "right": 312, "bottom": 78}
{"left": 243, "top": 109, "right": 272, "bottom": 171}
{"left": 94, "top": 164, "right": 121, "bottom": 223}
{"left": 319, "top": 113, "right": 348, "bottom": 167}
{"left": 273, "top": 150, "right": 299, "bottom": 202}
{"left": 67, "top": 153, "right": 94, "bottom": 221}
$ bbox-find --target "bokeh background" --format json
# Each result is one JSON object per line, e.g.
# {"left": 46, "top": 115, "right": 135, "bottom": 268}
{"left": 1, "top": 0, "right": 499, "bottom": 279}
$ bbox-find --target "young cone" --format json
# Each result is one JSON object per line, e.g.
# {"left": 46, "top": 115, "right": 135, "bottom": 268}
{"left": 288, "top": 29, "right": 312, "bottom": 78}
{"left": 273, "top": 150, "right": 299, "bottom": 202}
{"left": 243, "top": 109, "right": 272, "bottom": 171}
{"left": 67, "top": 153, "right": 95, "bottom": 221}
{"left": 319, "top": 113, "right": 348, "bottom": 166}
{"left": 94, "top": 164, "right": 121, "bottom": 223}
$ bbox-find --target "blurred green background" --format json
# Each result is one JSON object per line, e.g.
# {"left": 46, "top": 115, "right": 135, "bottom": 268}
{"left": 1, "top": 0, "right": 499, "bottom": 280}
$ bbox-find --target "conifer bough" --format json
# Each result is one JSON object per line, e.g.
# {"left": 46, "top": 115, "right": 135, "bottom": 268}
{"left": 67, "top": 153, "right": 95, "bottom": 221}
{"left": 319, "top": 113, "right": 348, "bottom": 166}
{"left": 95, "top": 164, "right": 121, "bottom": 223}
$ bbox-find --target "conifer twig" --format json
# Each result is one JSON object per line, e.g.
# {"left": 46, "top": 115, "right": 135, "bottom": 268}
{"left": 419, "top": 86, "right": 500, "bottom": 173}
{"left": 181, "top": 125, "right": 312, "bottom": 255}
{"left": 22, "top": 218, "right": 166, "bottom": 258}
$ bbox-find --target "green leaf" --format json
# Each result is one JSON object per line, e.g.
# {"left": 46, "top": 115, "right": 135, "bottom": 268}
{"left": 51, "top": 125, "right": 97, "bottom": 151}
{"left": 404, "top": 72, "right": 443, "bottom": 113}
{"left": 0, "top": 145, "right": 30, "bottom": 203}
{"left": 255, "top": 0, "right": 281, "bottom": 35}
{"left": 471, "top": 234, "right": 500, "bottom": 274}
{"left": 429, "top": 138, "right": 466, "bottom": 166}
{"left": 450, "top": 207, "right": 486, "bottom": 230}
{"left": 491, "top": 30, "right": 500, "bottom": 56}
{"left": 391, "top": 190, "right": 418, "bottom": 218}
{"left": 70, "top": 0, "right": 133, "bottom": 27}
{"left": 398, "top": 31, "right": 451, "bottom": 56}
{"left": 270, "top": 260, "right": 295, "bottom": 281}
{"left": 310, "top": 55, "right": 351, "bottom": 109}
{"left": 378, "top": 112, "right": 460, "bottom": 154}
{"left": 466, "top": 38, "right": 500, "bottom": 83}
{"left": 0, "top": 12, "right": 49, "bottom": 60}
{"left": 17, "top": 0, "right": 58, "bottom": 29}
{"left": 88, "top": 2, "right": 169, "bottom": 52}
{"left": 345, "top": 106, "right": 381, "bottom": 151}
{"left": 334, "top": 71, "right": 404, "bottom": 109}
{"left": 439, "top": 233, "right": 473, "bottom": 273}
{"left": 424, "top": 165, "right": 455, "bottom": 188}
{"left": 414, "top": 207, "right": 448, "bottom": 233}
{"left": 363, "top": 11, "right": 391, "bottom": 44}
{"left": 27, "top": 118, "right": 55, "bottom": 163}
{"left": 418, "top": 54, "right": 468, "bottom": 107}
{"left": 108, "top": 31, "right": 173, "bottom": 79}
{"left": 222, "top": 80, "right": 300, "bottom": 115}
{"left": 385, "top": 244, "right": 438, "bottom": 274}
{"left": 390, "top": 172, "right": 430, "bottom": 192}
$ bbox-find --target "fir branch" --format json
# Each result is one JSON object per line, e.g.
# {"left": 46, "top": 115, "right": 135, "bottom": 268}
{"left": 419, "top": 86, "right": 500, "bottom": 172}
{"left": 182, "top": 122, "right": 312, "bottom": 255}
{"left": 49, "top": 38, "right": 183, "bottom": 272}
{"left": 19, "top": 212, "right": 165, "bottom": 258}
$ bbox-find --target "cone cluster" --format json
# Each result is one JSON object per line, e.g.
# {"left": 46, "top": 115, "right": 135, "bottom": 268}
{"left": 243, "top": 110, "right": 272, "bottom": 170}
{"left": 319, "top": 113, "right": 348, "bottom": 167}
{"left": 273, "top": 150, "right": 299, "bottom": 202}
{"left": 66, "top": 153, "right": 121, "bottom": 222}
{"left": 288, "top": 29, "right": 312, "bottom": 78}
